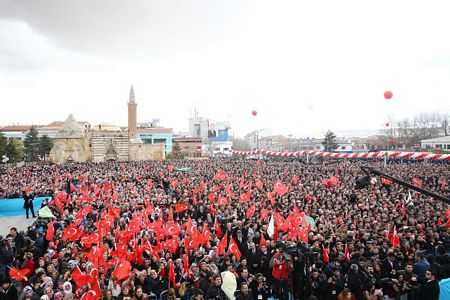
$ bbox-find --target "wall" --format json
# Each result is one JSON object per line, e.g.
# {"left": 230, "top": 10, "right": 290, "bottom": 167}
{"left": 49, "top": 137, "right": 91, "bottom": 164}
{"left": 129, "top": 143, "right": 165, "bottom": 160}
{"left": 91, "top": 131, "right": 130, "bottom": 162}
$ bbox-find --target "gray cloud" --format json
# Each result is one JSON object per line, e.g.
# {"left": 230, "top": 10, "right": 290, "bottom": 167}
{"left": 0, "top": 0, "right": 249, "bottom": 57}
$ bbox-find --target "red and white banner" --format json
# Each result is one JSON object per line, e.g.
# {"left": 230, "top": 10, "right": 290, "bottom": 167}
{"left": 229, "top": 149, "right": 450, "bottom": 161}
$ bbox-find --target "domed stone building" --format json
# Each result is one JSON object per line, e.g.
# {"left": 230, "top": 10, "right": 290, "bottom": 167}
{"left": 49, "top": 87, "right": 165, "bottom": 164}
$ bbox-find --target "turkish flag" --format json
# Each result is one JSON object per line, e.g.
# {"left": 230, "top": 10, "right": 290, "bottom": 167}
{"left": 217, "top": 196, "right": 229, "bottom": 206}
{"left": 174, "top": 203, "right": 189, "bottom": 213}
{"left": 9, "top": 267, "right": 30, "bottom": 281}
{"left": 259, "top": 208, "right": 270, "bottom": 222}
{"left": 215, "top": 169, "right": 229, "bottom": 181}
{"left": 413, "top": 178, "right": 422, "bottom": 188}
{"left": 186, "top": 216, "right": 199, "bottom": 237}
{"left": 444, "top": 218, "right": 450, "bottom": 228}
{"left": 168, "top": 261, "right": 176, "bottom": 287}
{"left": 210, "top": 204, "right": 217, "bottom": 215}
{"left": 246, "top": 204, "right": 256, "bottom": 217}
{"left": 71, "top": 267, "right": 90, "bottom": 288}
{"left": 259, "top": 234, "right": 267, "bottom": 247}
{"left": 201, "top": 223, "right": 211, "bottom": 245}
{"left": 345, "top": 244, "right": 351, "bottom": 262}
{"left": 292, "top": 175, "right": 299, "bottom": 185}
{"left": 183, "top": 254, "right": 190, "bottom": 276}
{"left": 228, "top": 237, "right": 242, "bottom": 260}
{"left": 166, "top": 223, "right": 181, "bottom": 236}
{"left": 322, "top": 245, "right": 330, "bottom": 263}
{"left": 390, "top": 226, "right": 401, "bottom": 247}
{"left": 82, "top": 281, "right": 102, "bottom": 300}
{"left": 273, "top": 179, "right": 288, "bottom": 196}
{"left": 62, "top": 226, "right": 82, "bottom": 242}
{"left": 217, "top": 232, "right": 228, "bottom": 256}
{"left": 381, "top": 178, "right": 392, "bottom": 185}
{"left": 298, "top": 227, "right": 309, "bottom": 244}
{"left": 168, "top": 164, "right": 175, "bottom": 171}
{"left": 112, "top": 260, "right": 131, "bottom": 281}
{"left": 184, "top": 238, "right": 200, "bottom": 250}
{"left": 46, "top": 221, "right": 54, "bottom": 242}
{"left": 110, "top": 243, "right": 128, "bottom": 259}
{"left": 239, "top": 191, "right": 251, "bottom": 202}
{"left": 214, "top": 218, "right": 222, "bottom": 238}
{"left": 256, "top": 179, "right": 264, "bottom": 190}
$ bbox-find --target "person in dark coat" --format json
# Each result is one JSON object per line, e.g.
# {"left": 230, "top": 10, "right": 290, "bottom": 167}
{"left": 22, "top": 191, "right": 36, "bottom": 219}
{"left": 420, "top": 268, "right": 440, "bottom": 300}
{"left": 234, "top": 283, "right": 253, "bottom": 300}
{"left": 205, "top": 275, "right": 227, "bottom": 300}
{"left": 0, "top": 277, "right": 18, "bottom": 300}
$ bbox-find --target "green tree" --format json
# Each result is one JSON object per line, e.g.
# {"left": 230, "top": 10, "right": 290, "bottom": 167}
{"left": 24, "top": 126, "right": 40, "bottom": 161}
{"left": 0, "top": 132, "right": 7, "bottom": 157}
{"left": 39, "top": 135, "right": 53, "bottom": 160}
{"left": 322, "top": 130, "right": 339, "bottom": 152}
{"left": 6, "top": 139, "right": 23, "bottom": 162}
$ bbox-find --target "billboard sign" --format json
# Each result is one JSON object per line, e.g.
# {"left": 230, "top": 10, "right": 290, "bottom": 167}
{"left": 208, "top": 120, "right": 229, "bottom": 142}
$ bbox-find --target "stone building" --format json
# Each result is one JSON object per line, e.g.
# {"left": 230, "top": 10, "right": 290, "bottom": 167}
{"left": 50, "top": 87, "right": 165, "bottom": 164}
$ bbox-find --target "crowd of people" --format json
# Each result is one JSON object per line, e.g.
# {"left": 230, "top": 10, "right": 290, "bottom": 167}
{"left": 0, "top": 157, "right": 449, "bottom": 300}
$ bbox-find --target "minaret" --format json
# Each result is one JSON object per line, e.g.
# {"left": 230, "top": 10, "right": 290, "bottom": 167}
{"left": 127, "top": 85, "right": 137, "bottom": 139}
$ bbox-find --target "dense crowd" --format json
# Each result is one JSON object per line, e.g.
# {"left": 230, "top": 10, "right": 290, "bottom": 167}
{"left": 0, "top": 157, "right": 449, "bottom": 300}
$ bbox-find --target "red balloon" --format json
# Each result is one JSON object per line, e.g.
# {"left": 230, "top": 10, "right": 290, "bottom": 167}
{"left": 252, "top": 110, "right": 257, "bottom": 116}
{"left": 384, "top": 91, "right": 393, "bottom": 99}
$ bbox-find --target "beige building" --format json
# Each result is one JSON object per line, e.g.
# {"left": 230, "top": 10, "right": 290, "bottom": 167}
{"left": 49, "top": 87, "right": 165, "bottom": 164}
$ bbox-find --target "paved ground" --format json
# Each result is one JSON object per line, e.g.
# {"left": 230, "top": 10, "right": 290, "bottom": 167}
{"left": 0, "top": 216, "right": 35, "bottom": 236}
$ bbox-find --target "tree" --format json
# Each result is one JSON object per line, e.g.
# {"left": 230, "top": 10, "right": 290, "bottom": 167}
{"left": 39, "top": 135, "right": 53, "bottom": 160}
{"left": 322, "top": 130, "right": 338, "bottom": 152}
{"left": 0, "top": 132, "right": 7, "bottom": 157}
{"left": 6, "top": 139, "right": 23, "bottom": 162}
{"left": 23, "top": 126, "right": 40, "bottom": 161}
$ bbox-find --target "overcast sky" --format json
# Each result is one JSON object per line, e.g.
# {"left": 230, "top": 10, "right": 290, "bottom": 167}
{"left": 1, "top": 0, "right": 449, "bottom": 138}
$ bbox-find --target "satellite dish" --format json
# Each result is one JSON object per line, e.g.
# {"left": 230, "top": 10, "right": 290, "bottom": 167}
{"left": 2, "top": 156, "right": 9, "bottom": 163}
{"left": 1, "top": 155, "right": 6, "bottom": 159}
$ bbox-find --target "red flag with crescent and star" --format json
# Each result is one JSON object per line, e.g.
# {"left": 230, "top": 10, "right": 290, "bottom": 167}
{"left": 228, "top": 237, "right": 242, "bottom": 260}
